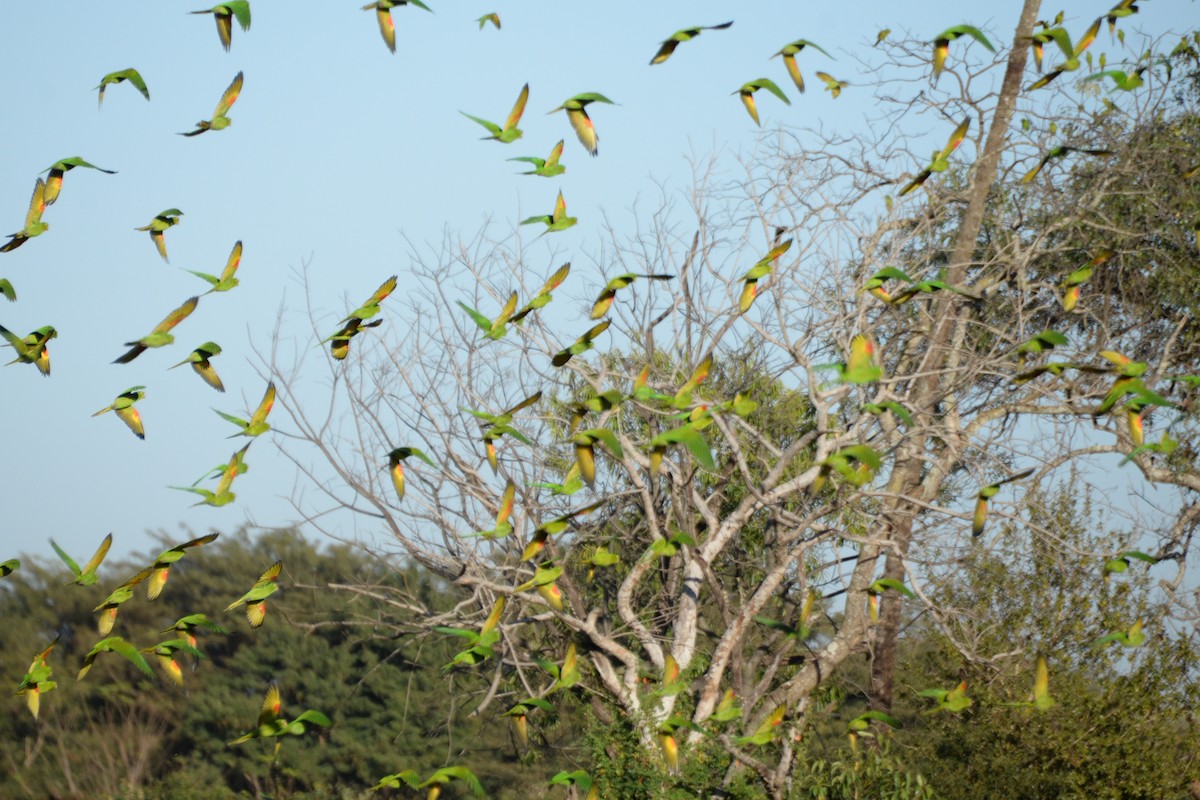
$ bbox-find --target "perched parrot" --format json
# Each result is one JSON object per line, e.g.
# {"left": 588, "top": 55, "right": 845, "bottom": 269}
{"left": 589, "top": 273, "right": 674, "bottom": 319}
{"left": 0, "top": 178, "right": 49, "bottom": 253}
{"left": 898, "top": 118, "right": 970, "bottom": 196}
{"left": 170, "top": 342, "right": 225, "bottom": 392}
{"left": 931, "top": 24, "right": 996, "bottom": 81}
{"left": 509, "top": 139, "right": 566, "bottom": 177}
{"left": 95, "top": 68, "right": 150, "bottom": 106}
{"left": 186, "top": 240, "right": 243, "bottom": 293}
{"left": 649, "top": 21, "right": 733, "bottom": 65}
{"left": 213, "top": 380, "right": 275, "bottom": 436}
{"left": 15, "top": 637, "right": 58, "bottom": 719}
{"left": 461, "top": 83, "right": 528, "bottom": 143}
{"left": 0, "top": 324, "right": 56, "bottom": 376}
{"left": 190, "top": 2, "right": 251, "bottom": 51}
{"left": 548, "top": 93, "right": 615, "bottom": 156}
{"left": 386, "top": 446, "right": 436, "bottom": 501}
{"left": 226, "top": 560, "right": 283, "bottom": 628}
{"left": 734, "top": 78, "right": 790, "bottom": 125}
{"left": 171, "top": 444, "right": 249, "bottom": 507}
{"left": 180, "top": 71, "right": 243, "bottom": 136}
{"left": 772, "top": 39, "right": 832, "bottom": 92}
{"left": 145, "top": 533, "right": 220, "bottom": 600}
{"left": 50, "top": 532, "right": 113, "bottom": 586}
{"left": 520, "top": 190, "right": 577, "bottom": 234}
{"left": 93, "top": 386, "right": 148, "bottom": 439}
{"left": 92, "top": 567, "right": 154, "bottom": 636}
{"left": 972, "top": 468, "right": 1035, "bottom": 536}
{"left": 362, "top": 0, "right": 431, "bottom": 54}
{"left": 550, "top": 320, "right": 610, "bottom": 366}
{"left": 134, "top": 208, "right": 184, "bottom": 262}
{"left": 41, "top": 157, "right": 116, "bottom": 206}
{"left": 113, "top": 296, "right": 199, "bottom": 363}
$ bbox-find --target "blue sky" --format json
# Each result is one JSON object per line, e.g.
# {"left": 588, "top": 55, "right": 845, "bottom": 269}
{"left": 0, "top": 0, "right": 1190, "bottom": 566}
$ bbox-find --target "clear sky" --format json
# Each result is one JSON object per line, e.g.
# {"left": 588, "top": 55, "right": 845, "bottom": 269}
{"left": 0, "top": 1, "right": 1190, "bottom": 565}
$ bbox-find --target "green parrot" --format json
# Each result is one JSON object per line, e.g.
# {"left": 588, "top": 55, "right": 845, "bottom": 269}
{"left": 114, "top": 296, "right": 199, "bottom": 363}
{"left": 461, "top": 83, "right": 528, "bottom": 143}
{"left": 920, "top": 681, "right": 973, "bottom": 712}
{"left": 463, "top": 391, "right": 541, "bottom": 470}
{"left": 589, "top": 273, "right": 674, "bottom": 319}
{"left": 509, "top": 139, "right": 566, "bottom": 177}
{"left": 815, "top": 71, "right": 848, "bottom": 97}
{"left": 772, "top": 38, "right": 832, "bottom": 92}
{"left": 508, "top": 262, "right": 571, "bottom": 323}
{"left": 735, "top": 703, "right": 787, "bottom": 746}
{"left": 170, "top": 443, "right": 250, "bottom": 507}
{"left": 648, "top": 421, "right": 715, "bottom": 475}
{"left": 734, "top": 78, "right": 790, "bottom": 126}
{"left": 135, "top": 208, "right": 184, "bottom": 262}
{"left": 528, "top": 462, "right": 585, "bottom": 497}
{"left": 519, "top": 502, "right": 606, "bottom": 561}
{"left": 93, "top": 567, "right": 154, "bottom": 636}
{"left": 93, "top": 385, "right": 147, "bottom": 440}
{"left": 875, "top": 29, "right": 891, "bottom": 46}
{"left": 0, "top": 323, "right": 56, "bottom": 376}
{"left": 362, "top": 0, "right": 430, "bottom": 54}
{"left": 325, "top": 316, "right": 382, "bottom": 360}
{"left": 1013, "top": 329, "right": 1069, "bottom": 365}
{"left": 229, "top": 684, "right": 285, "bottom": 743}
{"left": 162, "top": 613, "right": 229, "bottom": 655}
{"left": 513, "top": 563, "right": 565, "bottom": 610}
{"left": 0, "top": 178, "right": 49, "bottom": 253}
{"left": 550, "top": 770, "right": 598, "bottom": 800}
{"left": 1060, "top": 249, "right": 1114, "bottom": 310}
{"left": 551, "top": 320, "right": 610, "bottom": 366}
{"left": 1025, "top": 21, "right": 1073, "bottom": 73}
{"left": 15, "top": 637, "right": 58, "bottom": 719}
{"left": 180, "top": 71, "right": 243, "bottom": 136}
{"left": 548, "top": 93, "right": 615, "bottom": 156}
{"left": 42, "top": 157, "right": 116, "bottom": 206}
{"left": 504, "top": 697, "right": 555, "bottom": 748}
{"left": 437, "top": 597, "right": 505, "bottom": 669}
{"left": 50, "top": 532, "right": 113, "bottom": 586}
{"left": 837, "top": 334, "right": 882, "bottom": 384}
{"left": 567, "top": 388, "right": 625, "bottom": 434}
{"left": 846, "top": 711, "right": 899, "bottom": 752}
{"left": 898, "top": 118, "right": 970, "bottom": 196}
{"left": 185, "top": 240, "right": 243, "bottom": 294}
{"left": 170, "top": 341, "right": 225, "bottom": 392}
{"left": 0, "top": 279, "right": 14, "bottom": 302}
{"left": 95, "top": 68, "right": 150, "bottom": 106}
{"left": 190, "top": 2, "right": 251, "bottom": 51}
{"left": 738, "top": 238, "right": 793, "bottom": 312}
{"left": 861, "top": 400, "right": 914, "bottom": 427}
{"left": 458, "top": 291, "right": 518, "bottom": 340}
{"left": 465, "top": 479, "right": 516, "bottom": 539}
{"left": 342, "top": 275, "right": 399, "bottom": 321}
{"left": 386, "top": 446, "right": 436, "bottom": 501}
{"left": 1021, "top": 146, "right": 1114, "bottom": 184}
{"left": 1103, "top": 549, "right": 1156, "bottom": 576}
{"left": 143, "top": 638, "right": 204, "bottom": 685}
{"left": 972, "top": 468, "right": 1035, "bottom": 537}
{"left": 226, "top": 560, "right": 282, "bottom": 627}
{"left": 1094, "top": 619, "right": 1146, "bottom": 647}
{"left": 145, "top": 533, "right": 220, "bottom": 600}
{"left": 931, "top": 24, "right": 996, "bottom": 81}
{"left": 373, "top": 767, "right": 484, "bottom": 799}
{"left": 811, "top": 444, "right": 882, "bottom": 494}
{"left": 1085, "top": 67, "right": 1148, "bottom": 90}
{"left": 78, "top": 636, "right": 155, "bottom": 681}
{"left": 535, "top": 641, "right": 579, "bottom": 692}
{"left": 709, "top": 688, "right": 742, "bottom": 724}
{"left": 571, "top": 428, "right": 623, "bottom": 487}
{"left": 650, "top": 21, "right": 733, "bottom": 65}
{"left": 476, "top": 12, "right": 500, "bottom": 30}
{"left": 0, "top": 558, "right": 18, "bottom": 577}
{"left": 214, "top": 381, "right": 275, "bottom": 436}
{"left": 671, "top": 353, "right": 713, "bottom": 409}
{"left": 1003, "top": 657, "right": 1054, "bottom": 710}
{"left": 1027, "top": 18, "right": 1102, "bottom": 90}
{"left": 521, "top": 190, "right": 577, "bottom": 234}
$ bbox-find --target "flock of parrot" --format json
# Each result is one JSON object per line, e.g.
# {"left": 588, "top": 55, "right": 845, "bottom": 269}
{"left": 0, "top": 0, "right": 1186, "bottom": 794}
